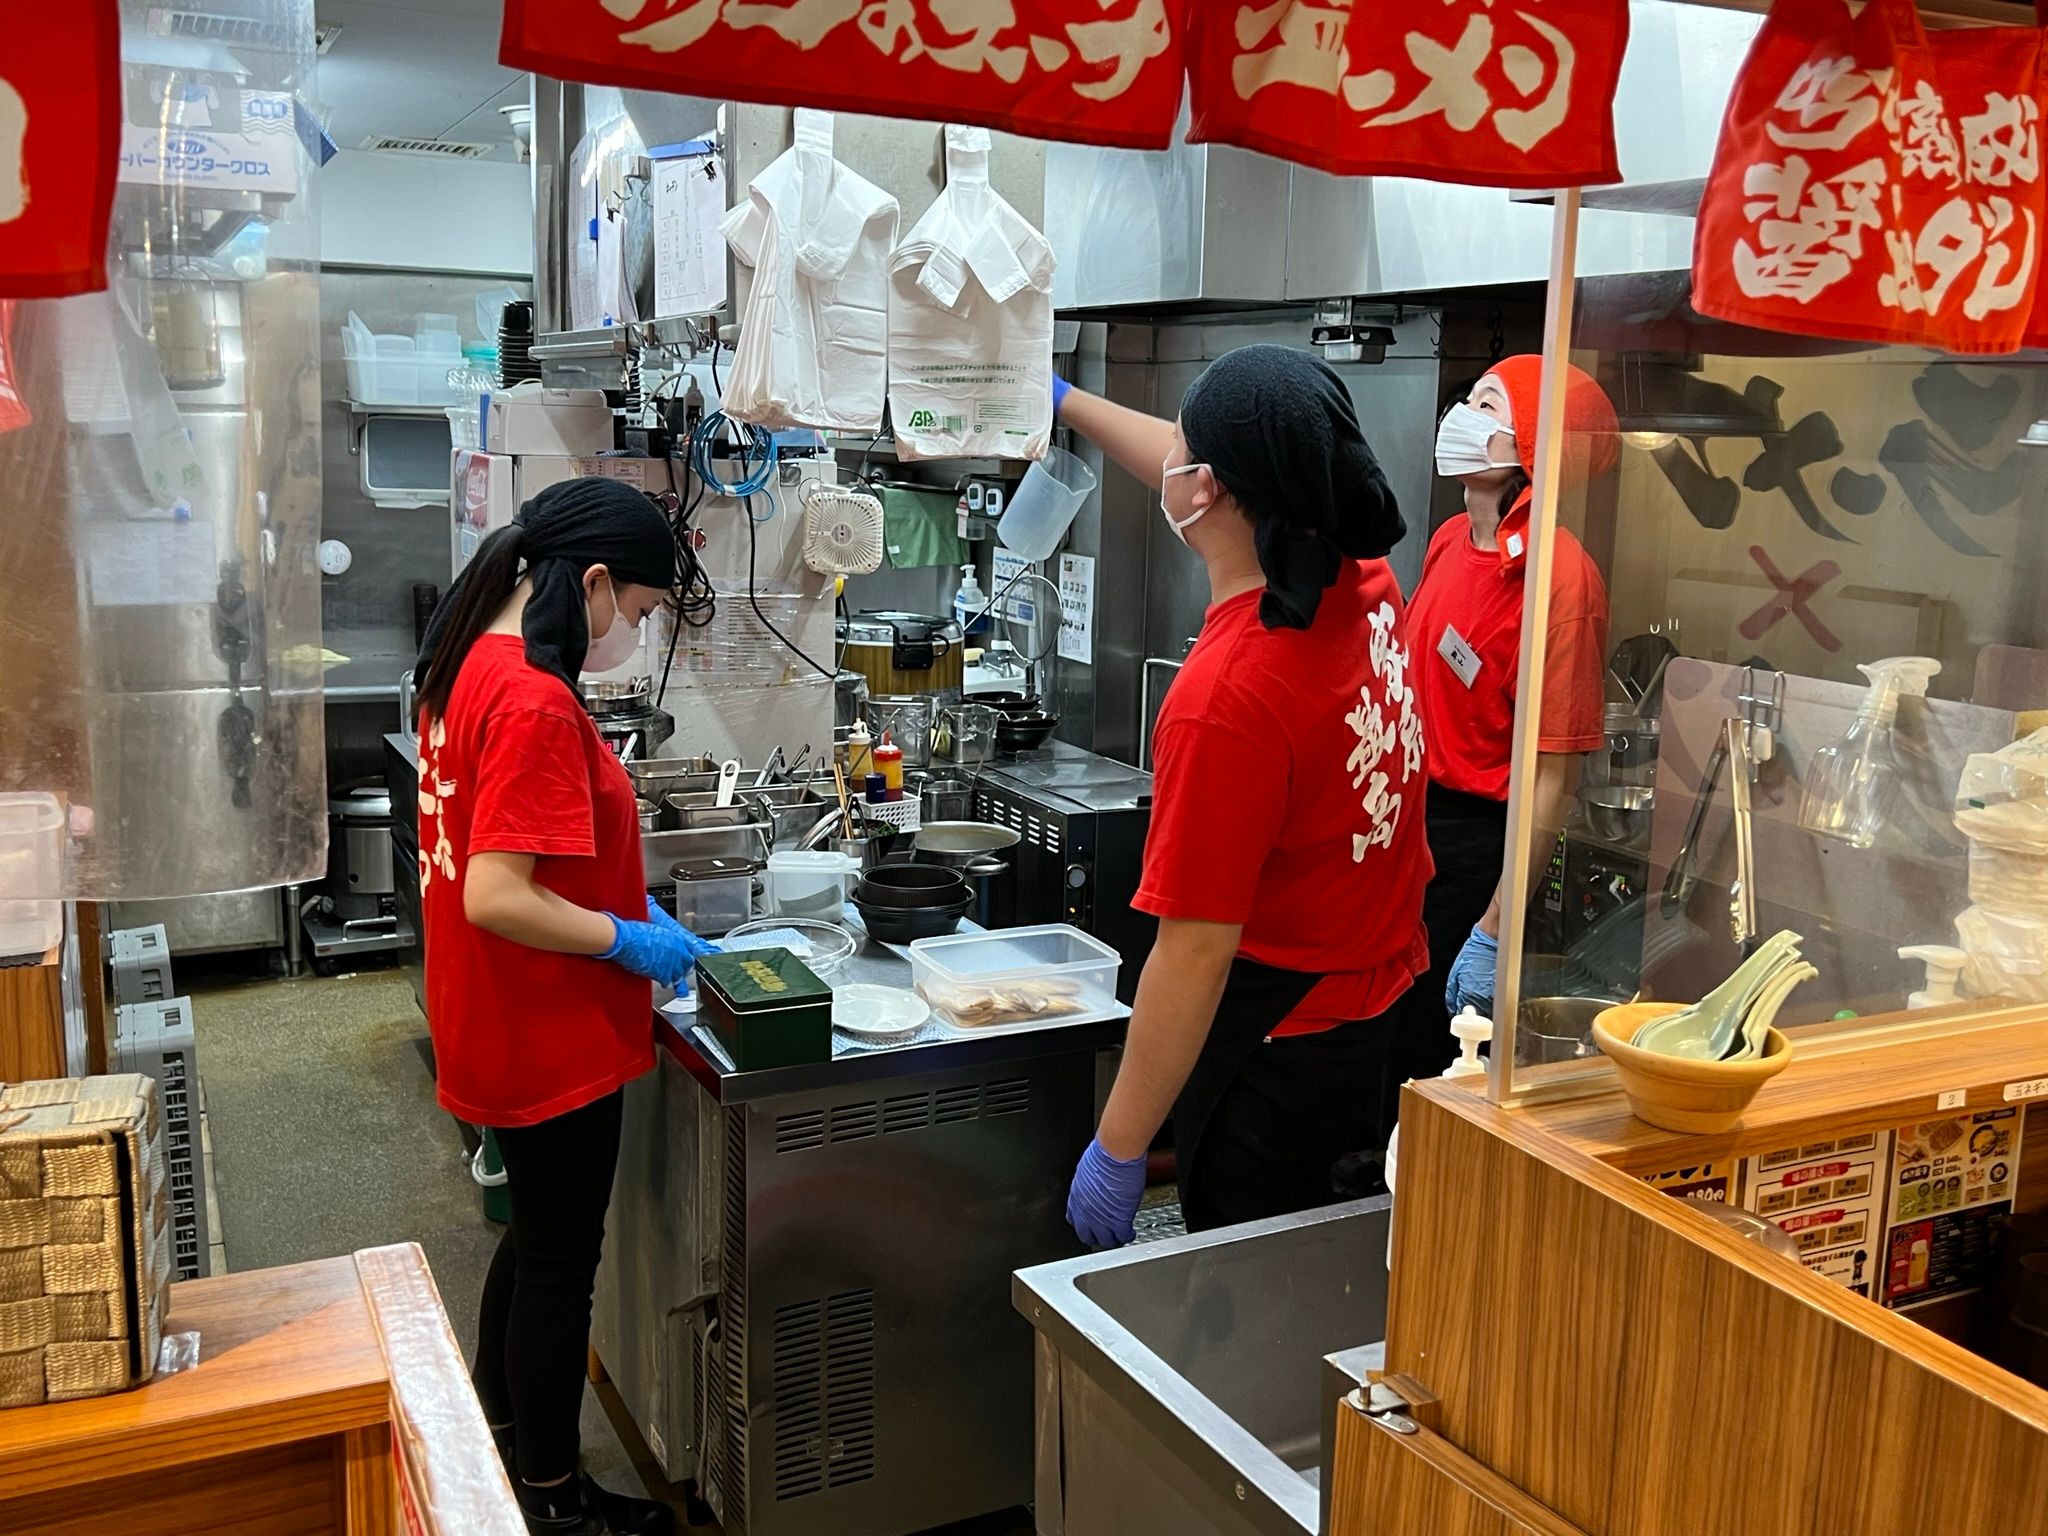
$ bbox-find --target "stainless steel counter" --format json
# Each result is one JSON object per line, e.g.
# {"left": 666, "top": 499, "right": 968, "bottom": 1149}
{"left": 594, "top": 928, "right": 1127, "bottom": 1536}
{"left": 1014, "top": 1200, "right": 1390, "bottom": 1536}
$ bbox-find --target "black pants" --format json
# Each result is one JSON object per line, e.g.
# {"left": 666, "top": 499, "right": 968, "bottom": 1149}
{"left": 473, "top": 1089, "right": 625, "bottom": 1484}
{"left": 1175, "top": 957, "right": 1398, "bottom": 1233}
{"left": 1373, "top": 788, "right": 1508, "bottom": 1145}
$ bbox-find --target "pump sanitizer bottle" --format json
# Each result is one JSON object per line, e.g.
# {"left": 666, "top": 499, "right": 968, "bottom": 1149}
{"left": 1799, "top": 657, "right": 1941, "bottom": 849}
{"left": 1385, "top": 1007, "right": 1492, "bottom": 1268}
{"left": 954, "top": 564, "right": 990, "bottom": 639}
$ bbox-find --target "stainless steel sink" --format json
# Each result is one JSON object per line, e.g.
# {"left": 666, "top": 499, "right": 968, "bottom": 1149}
{"left": 1013, "top": 1199, "right": 1390, "bottom": 1536}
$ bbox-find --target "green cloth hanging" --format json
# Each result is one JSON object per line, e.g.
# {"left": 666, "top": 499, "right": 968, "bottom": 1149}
{"left": 879, "top": 484, "right": 965, "bottom": 570}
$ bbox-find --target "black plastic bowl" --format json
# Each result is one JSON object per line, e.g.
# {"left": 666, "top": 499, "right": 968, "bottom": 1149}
{"left": 976, "top": 691, "right": 1042, "bottom": 718}
{"left": 996, "top": 711, "right": 1058, "bottom": 752}
{"left": 856, "top": 863, "right": 972, "bottom": 909}
{"left": 853, "top": 893, "right": 968, "bottom": 945}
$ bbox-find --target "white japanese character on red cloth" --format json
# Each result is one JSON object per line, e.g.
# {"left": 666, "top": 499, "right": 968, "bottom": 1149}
{"left": 1232, "top": 0, "right": 1354, "bottom": 98}
{"left": 1963, "top": 195, "right": 2037, "bottom": 320}
{"left": 417, "top": 717, "right": 458, "bottom": 890}
{"left": 1765, "top": 56, "right": 1892, "bottom": 153}
{"left": 612, "top": 0, "right": 726, "bottom": 52}
{"left": 1896, "top": 80, "right": 1962, "bottom": 187}
{"left": 1962, "top": 92, "right": 2042, "bottom": 189}
{"left": 1733, "top": 154, "right": 1887, "bottom": 303}
{"left": 724, "top": 0, "right": 864, "bottom": 47}
{"left": 1061, "top": 0, "right": 1172, "bottom": 100}
{"left": 1345, "top": 689, "right": 1395, "bottom": 790}
{"left": 1347, "top": 601, "right": 1420, "bottom": 863}
{"left": 858, "top": 0, "right": 1030, "bottom": 81}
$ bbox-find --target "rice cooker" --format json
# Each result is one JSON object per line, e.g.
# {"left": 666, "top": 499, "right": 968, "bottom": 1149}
{"left": 838, "top": 612, "right": 965, "bottom": 702}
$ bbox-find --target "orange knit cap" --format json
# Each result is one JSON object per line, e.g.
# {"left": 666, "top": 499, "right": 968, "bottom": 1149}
{"left": 1482, "top": 354, "right": 1620, "bottom": 487}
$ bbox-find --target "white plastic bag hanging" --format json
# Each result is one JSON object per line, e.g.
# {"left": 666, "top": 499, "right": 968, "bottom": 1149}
{"left": 721, "top": 110, "right": 898, "bottom": 434}
{"left": 888, "top": 126, "right": 1055, "bottom": 462}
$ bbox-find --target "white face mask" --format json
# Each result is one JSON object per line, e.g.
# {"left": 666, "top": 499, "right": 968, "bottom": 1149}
{"left": 1160, "top": 460, "right": 1211, "bottom": 543}
{"left": 1435, "top": 401, "right": 1514, "bottom": 478}
{"left": 583, "top": 575, "right": 643, "bottom": 673}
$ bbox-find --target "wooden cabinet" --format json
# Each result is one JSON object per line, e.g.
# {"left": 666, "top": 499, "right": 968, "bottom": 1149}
{"left": 0, "top": 1245, "right": 521, "bottom": 1535}
{"left": 1331, "top": 1015, "right": 2048, "bottom": 1536}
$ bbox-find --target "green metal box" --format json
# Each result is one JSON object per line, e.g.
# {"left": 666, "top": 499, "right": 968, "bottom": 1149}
{"left": 696, "top": 947, "right": 833, "bottom": 1070}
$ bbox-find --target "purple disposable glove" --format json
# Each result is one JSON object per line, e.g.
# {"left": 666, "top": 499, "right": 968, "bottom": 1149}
{"left": 1067, "top": 1138, "right": 1146, "bottom": 1249}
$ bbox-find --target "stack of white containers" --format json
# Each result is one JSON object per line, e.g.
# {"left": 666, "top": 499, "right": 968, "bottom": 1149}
{"left": 341, "top": 311, "right": 464, "bottom": 406}
{"left": 1950, "top": 728, "right": 2048, "bottom": 1001}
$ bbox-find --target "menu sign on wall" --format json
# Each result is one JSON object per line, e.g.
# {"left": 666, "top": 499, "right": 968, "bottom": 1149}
{"left": 1880, "top": 1107, "right": 2024, "bottom": 1311}
{"left": 1741, "top": 1132, "right": 1892, "bottom": 1300}
{"left": 1641, "top": 1160, "right": 1738, "bottom": 1205}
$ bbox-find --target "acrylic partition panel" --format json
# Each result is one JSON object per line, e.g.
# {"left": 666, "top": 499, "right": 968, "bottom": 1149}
{"left": 0, "top": 0, "right": 327, "bottom": 902}
{"left": 1494, "top": 203, "right": 2048, "bottom": 1100}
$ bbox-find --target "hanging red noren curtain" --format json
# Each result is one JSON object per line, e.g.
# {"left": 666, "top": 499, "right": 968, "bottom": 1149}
{"left": 500, "top": 0, "right": 1190, "bottom": 152}
{"left": 1692, "top": 0, "right": 2048, "bottom": 355}
{"left": 0, "top": 0, "right": 122, "bottom": 299}
{"left": 1182, "top": 0, "right": 1629, "bottom": 187}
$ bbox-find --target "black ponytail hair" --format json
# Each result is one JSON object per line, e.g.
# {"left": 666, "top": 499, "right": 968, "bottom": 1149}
{"left": 413, "top": 522, "right": 529, "bottom": 726}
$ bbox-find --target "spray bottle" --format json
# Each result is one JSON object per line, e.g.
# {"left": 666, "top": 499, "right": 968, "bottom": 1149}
{"left": 1798, "top": 657, "right": 1941, "bottom": 849}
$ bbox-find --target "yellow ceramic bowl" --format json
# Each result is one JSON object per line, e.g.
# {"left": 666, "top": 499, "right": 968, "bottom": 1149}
{"left": 1589, "top": 1001, "right": 1794, "bottom": 1135}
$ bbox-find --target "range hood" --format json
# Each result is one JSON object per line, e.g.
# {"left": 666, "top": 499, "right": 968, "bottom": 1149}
{"left": 1046, "top": 1, "right": 1759, "bottom": 310}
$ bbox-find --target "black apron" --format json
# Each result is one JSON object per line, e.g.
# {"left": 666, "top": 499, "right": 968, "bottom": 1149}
{"left": 1173, "top": 956, "right": 1398, "bottom": 1233}
{"left": 1372, "top": 786, "right": 1508, "bottom": 1145}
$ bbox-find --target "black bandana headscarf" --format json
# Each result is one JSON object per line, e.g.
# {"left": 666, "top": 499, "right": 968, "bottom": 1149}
{"left": 1179, "top": 345, "right": 1404, "bottom": 631}
{"left": 417, "top": 474, "right": 678, "bottom": 691}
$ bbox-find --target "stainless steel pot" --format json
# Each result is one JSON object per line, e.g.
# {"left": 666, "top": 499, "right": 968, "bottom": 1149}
{"left": 1581, "top": 785, "right": 1654, "bottom": 847}
{"left": 912, "top": 821, "right": 1021, "bottom": 926}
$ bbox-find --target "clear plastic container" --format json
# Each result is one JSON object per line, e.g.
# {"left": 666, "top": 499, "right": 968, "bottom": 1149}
{"left": 909, "top": 924, "right": 1120, "bottom": 1030}
{"left": 765, "top": 851, "right": 857, "bottom": 920}
{"left": 998, "top": 446, "right": 1097, "bottom": 561}
{"left": 671, "top": 857, "right": 761, "bottom": 937}
{"left": 0, "top": 792, "right": 64, "bottom": 959}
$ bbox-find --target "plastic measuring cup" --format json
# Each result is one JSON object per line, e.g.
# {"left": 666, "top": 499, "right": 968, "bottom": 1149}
{"left": 0, "top": 792, "right": 63, "bottom": 959}
{"left": 998, "top": 446, "right": 1096, "bottom": 561}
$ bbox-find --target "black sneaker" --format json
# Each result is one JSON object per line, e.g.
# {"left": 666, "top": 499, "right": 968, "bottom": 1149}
{"left": 515, "top": 1476, "right": 606, "bottom": 1536}
{"left": 585, "top": 1473, "right": 677, "bottom": 1536}
{"left": 514, "top": 1473, "right": 677, "bottom": 1536}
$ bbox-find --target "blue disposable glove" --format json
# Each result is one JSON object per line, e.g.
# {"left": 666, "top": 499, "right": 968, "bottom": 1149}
{"left": 1443, "top": 924, "right": 1499, "bottom": 1015}
{"left": 644, "top": 896, "right": 720, "bottom": 962}
{"left": 600, "top": 914, "right": 701, "bottom": 988}
{"left": 1066, "top": 1139, "right": 1147, "bottom": 1249}
{"left": 1052, "top": 374, "right": 1073, "bottom": 416}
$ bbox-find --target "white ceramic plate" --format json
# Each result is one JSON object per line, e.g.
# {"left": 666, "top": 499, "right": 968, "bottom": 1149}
{"left": 832, "top": 983, "right": 931, "bottom": 1040}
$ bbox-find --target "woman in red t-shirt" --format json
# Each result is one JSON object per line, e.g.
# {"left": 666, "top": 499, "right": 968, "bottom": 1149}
{"left": 1054, "top": 347, "right": 1428, "bottom": 1244}
{"left": 1395, "top": 356, "right": 1617, "bottom": 1105}
{"left": 412, "top": 476, "right": 702, "bottom": 1536}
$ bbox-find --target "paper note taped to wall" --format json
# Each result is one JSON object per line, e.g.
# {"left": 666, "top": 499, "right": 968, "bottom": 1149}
{"left": 85, "top": 517, "right": 219, "bottom": 608}
{"left": 653, "top": 145, "right": 728, "bottom": 321}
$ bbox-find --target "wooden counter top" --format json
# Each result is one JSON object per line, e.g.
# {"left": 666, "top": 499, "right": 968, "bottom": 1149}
{"left": 1510, "top": 1009, "right": 2048, "bottom": 1178}
{"left": 0, "top": 1245, "right": 522, "bottom": 1535}
{"left": 0, "top": 1256, "right": 388, "bottom": 1501}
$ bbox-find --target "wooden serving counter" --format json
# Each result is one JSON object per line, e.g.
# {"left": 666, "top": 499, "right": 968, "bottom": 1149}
{"left": 0, "top": 1244, "right": 522, "bottom": 1535}
{"left": 1330, "top": 1012, "right": 2048, "bottom": 1536}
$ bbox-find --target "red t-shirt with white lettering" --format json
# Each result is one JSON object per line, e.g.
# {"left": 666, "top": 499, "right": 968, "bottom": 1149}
{"left": 1136, "top": 561, "right": 1432, "bottom": 1036}
{"left": 1405, "top": 507, "right": 1609, "bottom": 801}
{"left": 418, "top": 635, "right": 653, "bottom": 1127}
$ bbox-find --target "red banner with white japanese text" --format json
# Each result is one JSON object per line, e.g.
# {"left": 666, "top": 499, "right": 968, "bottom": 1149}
{"left": 1692, "top": 0, "right": 2048, "bottom": 356}
{"left": 500, "top": 0, "right": 1189, "bottom": 151}
{"left": 0, "top": 0, "right": 122, "bottom": 298}
{"left": 1182, "top": 0, "right": 1628, "bottom": 187}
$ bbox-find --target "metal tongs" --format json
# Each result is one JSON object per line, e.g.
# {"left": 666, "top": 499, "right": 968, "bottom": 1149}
{"left": 1660, "top": 668, "right": 1783, "bottom": 950}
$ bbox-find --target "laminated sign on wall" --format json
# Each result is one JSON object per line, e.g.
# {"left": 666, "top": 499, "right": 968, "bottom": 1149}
{"left": 1183, "top": 0, "right": 1629, "bottom": 186}
{"left": 0, "top": 0, "right": 122, "bottom": 297}
{"left": 500, "top": 0, "right": 1189, "bottom": 151}
{"left": 1693, "top": 0, "right": 2048, "bottom": 354}
{"left": 888, "top": 126, "right": 1055, "bottom": 463}
{"left": 1741, "top": 1131, "right": 1892, "bottom": 1300}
